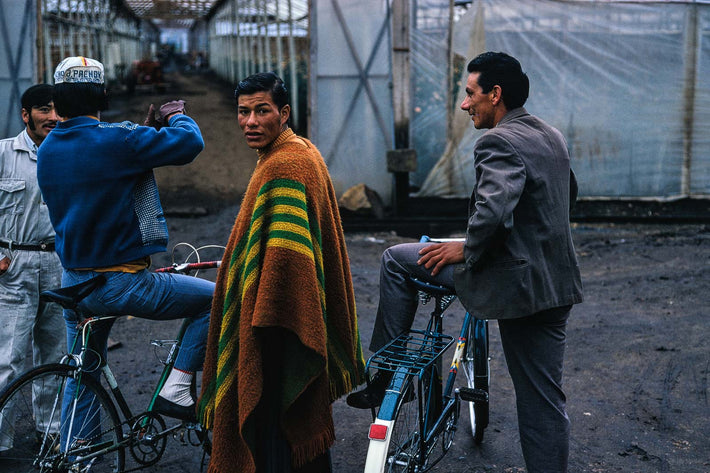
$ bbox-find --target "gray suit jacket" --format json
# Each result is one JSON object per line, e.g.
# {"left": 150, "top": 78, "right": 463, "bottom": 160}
{"left": 453, "top": 107, "right": 583, "bottom": 319}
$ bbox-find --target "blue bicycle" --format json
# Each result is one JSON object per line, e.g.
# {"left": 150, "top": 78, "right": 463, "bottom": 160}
{"left": 363, "top": 237, "right": 490, "bottom": 473}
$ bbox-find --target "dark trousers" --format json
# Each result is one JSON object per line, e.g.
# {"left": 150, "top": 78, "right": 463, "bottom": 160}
{"left": 498, "top": 305, "right": 571, "bottom": 473}
{"left": 256, "top": 328, "right": 332, "bottom": 473}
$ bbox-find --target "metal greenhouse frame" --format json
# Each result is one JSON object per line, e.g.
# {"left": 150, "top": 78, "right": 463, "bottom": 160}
{"left": 203, "top": 0, "right": 308, "bottom": 132}
{"left": 1, "top": 0, "right": 158, "bottom": 137}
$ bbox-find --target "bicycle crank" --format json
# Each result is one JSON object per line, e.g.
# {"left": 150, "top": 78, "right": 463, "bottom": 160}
{"left": 129, "top": 412, "right": 167, "bottom": 465}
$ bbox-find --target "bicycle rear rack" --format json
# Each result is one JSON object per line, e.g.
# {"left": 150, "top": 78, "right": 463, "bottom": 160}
{"left": 367, "top": 329, "right": 454, "bottom": 379}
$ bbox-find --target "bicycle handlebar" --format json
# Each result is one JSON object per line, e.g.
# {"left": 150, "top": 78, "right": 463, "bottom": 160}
{"left": 154, "top": 261, "right": 221, "bottom": 273}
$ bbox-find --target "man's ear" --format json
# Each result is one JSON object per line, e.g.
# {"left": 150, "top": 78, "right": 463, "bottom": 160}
{"left": 280, "top": 104, "right": 291, "bottom": 126}
{"left": 490, "top": 85, "right": 503, "bottom": 106}
{"left": 21, "top": 108, "right": 30, "bottom": 125}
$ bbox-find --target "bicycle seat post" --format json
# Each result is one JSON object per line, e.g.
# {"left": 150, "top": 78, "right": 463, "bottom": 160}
{"left": 410, "top": 276, "right": 457, "bottom": 334}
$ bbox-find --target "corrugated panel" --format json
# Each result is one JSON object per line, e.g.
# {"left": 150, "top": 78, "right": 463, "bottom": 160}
{"left": 310, "top": 0, "right": 394, "bottom": 201}
{"left": 0, "top": 0, "right": 36, "bottom": 138}
{"left": 691, "top": 6, "right": 710, "bottom": 195}
{"left": 0, "top": 0, "right": 153, "bottom": 138}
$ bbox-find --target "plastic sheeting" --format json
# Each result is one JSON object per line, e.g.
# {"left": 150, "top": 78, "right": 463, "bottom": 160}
{"left": 415, "top": 0, "right": 710, "bottom": 199}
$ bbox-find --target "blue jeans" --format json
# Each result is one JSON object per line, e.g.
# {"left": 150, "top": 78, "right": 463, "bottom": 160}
{"left": 60, "top": 268, "right": 214, "bottom": 447}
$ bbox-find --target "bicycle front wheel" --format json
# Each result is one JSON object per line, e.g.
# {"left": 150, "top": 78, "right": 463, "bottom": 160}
{"left": 0, "top": 363, "right": 125, "bottom": 473}
{"left": 463, "top": 318, "right": 489, "bottom": 444}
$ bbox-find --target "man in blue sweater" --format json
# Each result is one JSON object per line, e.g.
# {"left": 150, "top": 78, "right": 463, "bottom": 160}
{"left": 37, "top": 57, "right": 214, "bottom": 431}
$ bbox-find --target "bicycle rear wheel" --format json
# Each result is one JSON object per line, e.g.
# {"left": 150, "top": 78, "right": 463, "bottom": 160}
{"left": 385, "top": 365, "right": 442, "bottom": 472}
{"left": 463, "top": 318, "right": 489, "bottom": 444}
{"left": 0, "top": 363, "right": 125, "bottom": 472}
{"left": 384, "top": 377, "right": 419, "bottom": 472}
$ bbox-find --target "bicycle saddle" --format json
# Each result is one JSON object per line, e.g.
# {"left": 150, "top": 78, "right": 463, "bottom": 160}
{"left": 40, "top": 274, "right": 107, "bottom": 310}
{"left": 408, "top": 276, "right": 455, "bottom": 297}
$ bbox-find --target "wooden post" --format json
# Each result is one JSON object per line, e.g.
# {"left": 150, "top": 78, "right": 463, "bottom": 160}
{"left": 681, "top": 4, "right": 697, "bottom": 197}
{"left": 36, "top": 0, "right": 44, "bottom": 82}
{"left": 390, "top": 0, "right": 414, "bottom": 216}
{"left": 446, "top": 0, "right": 454, "bottom": 143}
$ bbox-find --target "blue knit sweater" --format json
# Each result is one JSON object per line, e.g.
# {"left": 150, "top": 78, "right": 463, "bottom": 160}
{"left": 37, "top": 114, "right": 204, "bottom": 268}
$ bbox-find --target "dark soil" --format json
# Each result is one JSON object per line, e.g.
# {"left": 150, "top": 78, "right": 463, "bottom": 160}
{"left": 131, "top": 217, "right": 709, "bottom": 473}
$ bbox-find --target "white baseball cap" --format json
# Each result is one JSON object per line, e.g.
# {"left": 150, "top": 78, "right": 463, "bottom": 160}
{"left": 54, "top": 56, "right": 104, "bottom": 84}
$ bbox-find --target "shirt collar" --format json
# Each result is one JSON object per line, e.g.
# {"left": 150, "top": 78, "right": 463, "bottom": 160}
{"left": 20, "top": 129, "right": 38, "bottom": 154}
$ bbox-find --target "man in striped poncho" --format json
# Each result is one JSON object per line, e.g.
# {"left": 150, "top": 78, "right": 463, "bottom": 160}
{"left": 198, "top": 72, "right": 365, "bottom": 473}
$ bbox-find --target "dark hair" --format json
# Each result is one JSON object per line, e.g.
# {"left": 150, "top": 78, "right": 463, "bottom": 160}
{"left": 53, "top": 82, "right": 108, "bottom": 118}
{"left": 21, "top": 84, "right": 53, "bottom": 110}
{"left": 467, "top": 52, "right": 529, "bottom": 109}
{"left": 234, "top": 72, "right": 289, "bottom": 110}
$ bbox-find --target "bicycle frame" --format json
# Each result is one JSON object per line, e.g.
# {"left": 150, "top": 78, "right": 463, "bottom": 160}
{"left": 147, "top": 320, "right": 190, "bottom": 413}
{"left": 364, "top": 299, "right": 460, "bottom": 472}
{"left": 363, "top": 270, "right": 490, "bottom": 472}
{"left": 66, "top": 315, "right": 192, "bottom": 425}
{"left": 12, "top": 260, "right": 221, "bottom": 471}
{"left": 402, "top": 313, "right": 475, "bottom": 471}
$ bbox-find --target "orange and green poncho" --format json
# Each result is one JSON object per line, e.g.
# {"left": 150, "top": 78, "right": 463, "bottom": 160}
{"left": 198, "top": 128, "right": 365, "bottom": 472}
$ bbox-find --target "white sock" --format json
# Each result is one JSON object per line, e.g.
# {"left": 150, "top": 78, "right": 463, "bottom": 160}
{"left": 159, "top": 369, "right": 194, "bottom": 406}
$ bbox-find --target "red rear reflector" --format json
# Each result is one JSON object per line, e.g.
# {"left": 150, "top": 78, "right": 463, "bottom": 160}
{"left": 369, "top": 423, "right": 388, "bottom": 440}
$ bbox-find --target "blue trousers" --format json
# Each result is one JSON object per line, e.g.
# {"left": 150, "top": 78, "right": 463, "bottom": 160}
{"left": 369, "top": 242, "right": 571, "bottom": 473}
{"left": 60, "top": 268, "right": 214, "bottom": 446}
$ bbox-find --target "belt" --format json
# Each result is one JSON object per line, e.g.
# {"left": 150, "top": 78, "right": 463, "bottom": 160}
{"left": 0, "top": 240, "right": 55, "bottom": 251}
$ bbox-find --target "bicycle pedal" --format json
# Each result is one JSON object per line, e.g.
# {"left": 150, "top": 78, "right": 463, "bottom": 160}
{"left": 457, "top": 387, "right": 489, "bottom": 403}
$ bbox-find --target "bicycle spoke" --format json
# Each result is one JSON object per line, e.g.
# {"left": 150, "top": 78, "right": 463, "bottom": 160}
{"left": 386, "top": 385, "right": 420, "bottom": 472}
{"left": 0, "top": 364, "right": 124, "bottom": 473}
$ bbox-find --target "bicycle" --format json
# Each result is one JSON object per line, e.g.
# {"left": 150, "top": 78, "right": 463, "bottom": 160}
{"left": 362, "top": 236, "right": 490, "bottom": 473}
{"left": 0, "top": 259, "right": 221, "bottom": 473}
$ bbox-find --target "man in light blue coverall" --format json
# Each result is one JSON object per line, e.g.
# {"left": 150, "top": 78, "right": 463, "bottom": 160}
{"left": 0, "top": 84, "right": 63, "bottom": 451}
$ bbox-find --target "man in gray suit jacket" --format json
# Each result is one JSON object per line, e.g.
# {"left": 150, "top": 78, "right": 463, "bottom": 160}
{"left": 347, "top": 52, "right": 583, "bottom": 473}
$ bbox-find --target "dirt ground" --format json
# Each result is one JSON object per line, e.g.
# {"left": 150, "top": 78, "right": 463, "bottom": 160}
{"left": 48, "top": 71, "right": 710, "bottom": 472}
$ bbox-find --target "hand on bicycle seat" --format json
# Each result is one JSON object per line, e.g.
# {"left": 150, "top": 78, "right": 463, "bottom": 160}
{"left": 417, "top": 241, "right": 465, "bottom": 276}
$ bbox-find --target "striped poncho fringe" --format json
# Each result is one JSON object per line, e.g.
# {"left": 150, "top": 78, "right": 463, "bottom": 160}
{"left": 198, "top": 131, "right": 365, "bottom": 473}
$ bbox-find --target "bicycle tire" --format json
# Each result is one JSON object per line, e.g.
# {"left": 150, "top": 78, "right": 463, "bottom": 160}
{"left": 384, "top": 364, "right": 442, "bottom": 472}
{"left": 384, "top": 376, "right": 418, "bottom": 472}
{"left": 463, "top": 319, "right": 489, "bottom": 444}
{"left": 0, "top": 363, "right": 125, "bottom": 473}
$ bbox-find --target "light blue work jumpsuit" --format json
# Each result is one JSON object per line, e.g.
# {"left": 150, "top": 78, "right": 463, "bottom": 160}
{"left": 0, "top": 130, "right": 64, "bottom": 450}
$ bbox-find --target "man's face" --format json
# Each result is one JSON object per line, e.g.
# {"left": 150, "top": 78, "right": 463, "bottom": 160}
{"left": 237, "top": 91, "right": 290, "bottom": 149}
{"left": 22, "top": 102, "right": 58, "bottom": 144}
{"left": 460, "top": 72, "right": 495, "bottom": 129}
